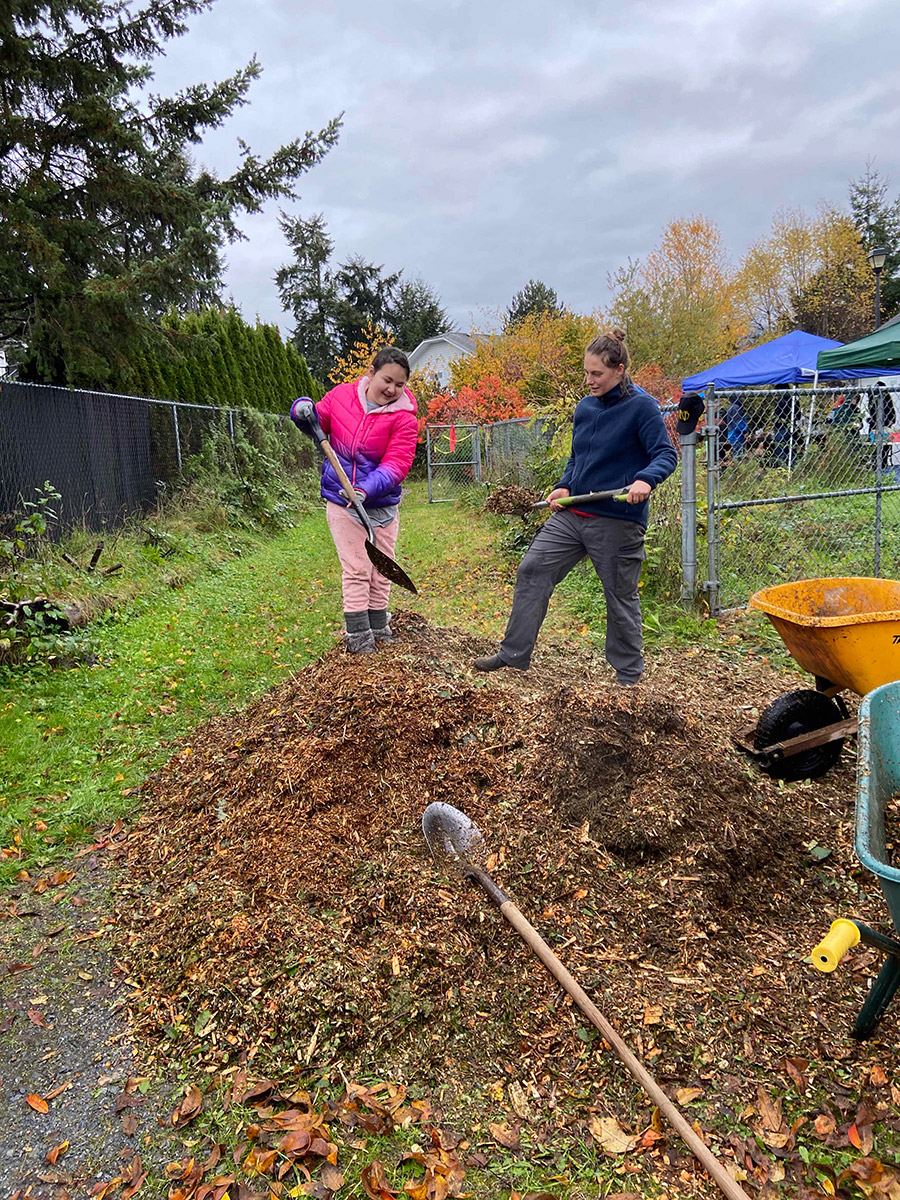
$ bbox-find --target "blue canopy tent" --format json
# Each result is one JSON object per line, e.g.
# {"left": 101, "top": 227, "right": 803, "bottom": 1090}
{"left": 683, "top": 331, "right": 887, "bottom": 474}
{"left": 682, "top": 329, "right": 885, "bottom": 391}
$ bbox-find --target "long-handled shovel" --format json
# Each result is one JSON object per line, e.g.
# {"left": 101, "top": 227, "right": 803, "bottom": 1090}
{"left": 530, "top": 488, "right": 629, "bottom": 512}
{"left": 421, "top": 802, "right": 750, "bottom": 1200}
{"left": 305, "top": 408, "right": 417, "bottom": 594}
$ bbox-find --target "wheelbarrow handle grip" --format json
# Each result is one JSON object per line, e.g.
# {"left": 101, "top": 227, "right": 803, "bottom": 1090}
{"left": 811, "top": 918, "right": 861, "bottom": 973}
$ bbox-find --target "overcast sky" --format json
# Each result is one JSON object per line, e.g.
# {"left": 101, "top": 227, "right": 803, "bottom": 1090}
{"left": 151, "top": 0, "right": 900, "bottom": 343}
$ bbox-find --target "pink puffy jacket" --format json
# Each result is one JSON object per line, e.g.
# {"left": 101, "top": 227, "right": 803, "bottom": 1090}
{"left": 301, "top": 377, "right": 418, "bottom": 509}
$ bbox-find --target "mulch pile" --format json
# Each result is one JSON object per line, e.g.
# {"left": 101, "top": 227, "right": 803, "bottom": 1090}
{"left": 482, "top": 485, "right": 541, "bottom": 515}
{"left": 113, "top": 613, "right": 899, "bottom": 1186}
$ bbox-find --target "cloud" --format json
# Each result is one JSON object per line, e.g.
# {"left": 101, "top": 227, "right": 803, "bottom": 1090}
{"left": 148, "top": 0, "right": 900, "bottom": 341}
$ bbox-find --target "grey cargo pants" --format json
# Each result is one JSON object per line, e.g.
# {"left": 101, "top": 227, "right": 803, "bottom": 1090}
{"left": 498, "top": 509, "right": 646, "bottom": 683}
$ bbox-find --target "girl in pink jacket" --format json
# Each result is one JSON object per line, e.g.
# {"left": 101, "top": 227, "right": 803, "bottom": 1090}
{"left": 291, "top": 347, "right": 418, "bottom": 653}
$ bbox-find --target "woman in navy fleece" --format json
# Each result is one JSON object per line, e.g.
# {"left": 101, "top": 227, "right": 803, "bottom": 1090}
{"left": 474, "top": 329, "right": 677, "bottom": 686}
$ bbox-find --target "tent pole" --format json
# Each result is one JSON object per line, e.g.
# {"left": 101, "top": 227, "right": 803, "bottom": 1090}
{"left": 805, "top": 371, "right": 818, "bottom": 452}
{"left": 788, "top": 384, "right": 796, "bottom": 474}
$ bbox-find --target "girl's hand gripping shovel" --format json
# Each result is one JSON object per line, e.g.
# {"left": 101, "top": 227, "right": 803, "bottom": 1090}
{"left": 305, "top": 407, "right": 417, "bottom": 595}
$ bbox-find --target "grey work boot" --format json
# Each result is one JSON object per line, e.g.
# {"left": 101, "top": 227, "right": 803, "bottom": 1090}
{"left": 345, "top": 611, "right": 376, "bottom": 655}
{"left": 369, "top": 609, "right": 392, "bottom": 644}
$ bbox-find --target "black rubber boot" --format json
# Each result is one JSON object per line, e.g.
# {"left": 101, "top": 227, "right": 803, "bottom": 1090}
{"left": 473, "top": 653, "right": 509, "bottom": 672}
{"left": 369, "top": 609, "right": 392, "bottom": 644}
{"left": 345, "top": 611, "right": 376, "bottom": 655}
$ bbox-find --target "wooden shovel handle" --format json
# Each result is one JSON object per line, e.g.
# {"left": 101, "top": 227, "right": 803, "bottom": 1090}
{"left": 307, "top": 413, "right": 376, "bottom": 538}
{"left": 498, "top": 898, "right": 750, "bottom": 1200}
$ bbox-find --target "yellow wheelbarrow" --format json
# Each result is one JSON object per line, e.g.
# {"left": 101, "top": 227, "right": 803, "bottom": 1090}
{"left": 734, "top": 577, "right": 900, "bottom": 781}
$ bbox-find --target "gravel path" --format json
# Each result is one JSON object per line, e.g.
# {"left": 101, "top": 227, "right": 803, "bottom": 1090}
{"left": 0, "top": 845, "right": 171, "bottom": 1198}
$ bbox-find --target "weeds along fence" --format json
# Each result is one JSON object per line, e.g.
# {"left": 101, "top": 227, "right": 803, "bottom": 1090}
{"left": 0, "top": 380, "right": 309, "bottom": 535}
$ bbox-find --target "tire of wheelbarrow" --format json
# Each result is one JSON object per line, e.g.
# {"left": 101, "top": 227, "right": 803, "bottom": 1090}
{"left": 754, "top": 689, "right": 845, "bottom": 781}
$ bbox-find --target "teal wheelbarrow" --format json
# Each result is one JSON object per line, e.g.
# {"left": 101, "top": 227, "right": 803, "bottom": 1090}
{"left": 810, "top": 680, "right": 900, "bottom": 1039}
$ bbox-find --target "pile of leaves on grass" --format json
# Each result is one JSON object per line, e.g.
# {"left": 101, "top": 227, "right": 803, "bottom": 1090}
{"left": 113, "top": 613, "right": 899, "bottom": 1192}
{"left": 482, "top": 485, "right": 541, "bottom": 515}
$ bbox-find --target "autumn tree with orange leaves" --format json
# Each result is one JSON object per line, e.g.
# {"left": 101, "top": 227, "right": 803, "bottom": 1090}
{"left": 609, "top": 216, "right": 747, "bottom": 380}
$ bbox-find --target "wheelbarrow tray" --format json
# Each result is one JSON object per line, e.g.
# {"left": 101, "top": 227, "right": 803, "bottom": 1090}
{"left": 857, "top": 681, "right": 900, "bottom": 932}
{"left": 749, "top": 577, "right": 900, "bottom": 696}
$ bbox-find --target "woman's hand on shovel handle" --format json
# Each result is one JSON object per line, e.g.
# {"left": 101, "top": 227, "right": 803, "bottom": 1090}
{"left": 626, "top": 479, "right": 652, "bottom": 504}
{"left": 546, "top": 487, "right": 570, "bottom": 512}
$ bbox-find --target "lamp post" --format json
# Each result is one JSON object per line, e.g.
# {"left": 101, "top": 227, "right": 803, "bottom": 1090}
{"left": 867, "top": 245, "right": 888, "bottom": 329}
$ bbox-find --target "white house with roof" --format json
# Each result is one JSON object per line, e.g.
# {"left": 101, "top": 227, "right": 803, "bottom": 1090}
{"left": 406, "top": 332, "right": 476, "bottom": 387}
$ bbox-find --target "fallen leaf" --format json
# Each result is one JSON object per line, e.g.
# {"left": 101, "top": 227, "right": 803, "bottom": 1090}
{"left": 675, "top": 1087, "right": 704, "bottom": 1105}
{"left": 27, "top": 1008, "right": 47, "bottom": 1027}
{"left": 46, "top": 1141, "right": 69, "bottom": 1165}
{"left": 26, "top": 1093, "right": 49, "bottom": 1113}
{"left": 171, "top": 1084, "right": 203, "bottom": 1128}
{"left": 488, "top": 1121, "right": 520, "bottom": 1149}
{"left": 320, "top": 1163, "right": 345, "bottom": 1190}
{"left": 361, "top": 1159, "right": 400, "bottom": 1199}
{"left": 508, "top": 1080, "right": 532, "bottom": 1120}
{"left": 122, "top": 1112, "right": 138, "bottom": 1136}
{"left": 587, "top": 1116, "right": 638, "bottom": 1156}
{"left": 44, "top": 1081, "right": 72, "bottom": 1101}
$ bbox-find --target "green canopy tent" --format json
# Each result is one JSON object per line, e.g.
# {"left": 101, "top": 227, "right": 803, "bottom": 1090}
{"left": 816, "top": 312, "right": 900, "bottom": 372}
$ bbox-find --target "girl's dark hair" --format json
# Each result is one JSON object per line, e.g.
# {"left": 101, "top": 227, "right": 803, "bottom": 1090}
{"left": 585, "top": 328, "right": 632, "bottom": 392}
{"left": 371, "top": 345, "right": 410, "bottom": 378}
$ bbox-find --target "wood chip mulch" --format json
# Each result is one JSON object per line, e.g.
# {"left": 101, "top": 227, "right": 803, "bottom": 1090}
{"left": 112, "top": 612, "right": 899, "bottom": 1189}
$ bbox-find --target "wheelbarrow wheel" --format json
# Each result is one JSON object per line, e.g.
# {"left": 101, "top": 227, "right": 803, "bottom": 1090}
{"left": 754, "top": 689, "right": 846, "bottom": 781}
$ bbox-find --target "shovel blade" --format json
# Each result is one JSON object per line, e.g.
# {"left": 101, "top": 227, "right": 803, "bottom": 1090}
{"left": 366, "top": 539, "right": 418, "bottom": 594}
{"left": 422, "top": 802, "right": 487, "bottom": 871}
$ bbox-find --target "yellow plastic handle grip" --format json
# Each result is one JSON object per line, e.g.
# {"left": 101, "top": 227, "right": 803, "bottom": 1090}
{"left": 811, "top": 919, "right": 860, "bottom": 973}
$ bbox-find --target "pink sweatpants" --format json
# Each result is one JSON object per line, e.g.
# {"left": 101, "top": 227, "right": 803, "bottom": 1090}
{"left": 326, "top": 502, "right": 400, "bottom": 613}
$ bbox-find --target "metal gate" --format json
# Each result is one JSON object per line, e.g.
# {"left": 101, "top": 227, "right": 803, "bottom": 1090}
{"left": 704, "top": 385, "right": 900, "bottom": 613}
{"left": 424, "top": 423, "right": 482, "bottom": 502}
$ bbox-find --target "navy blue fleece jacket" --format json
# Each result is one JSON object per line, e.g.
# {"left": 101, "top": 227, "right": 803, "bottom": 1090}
{"left": 557, "top": 383, "right": 677, "bottom": 528}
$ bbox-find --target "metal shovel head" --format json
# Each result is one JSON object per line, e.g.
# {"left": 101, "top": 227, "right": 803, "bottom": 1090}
{"left": 365, "top": 539, "right": 418, "bottom": 594}
{"left": 422, "top": 802, "right": 488, "bottom": 872}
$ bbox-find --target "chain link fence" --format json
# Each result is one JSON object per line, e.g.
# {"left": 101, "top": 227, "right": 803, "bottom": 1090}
{"left": 424, "top": 423, "right": 482, "bottom": 502}
{"left": 0, "top": 380, "right": 305, "bottom": 535}
{"left": 705, "top": 385, "right": 900, "bottom": 612}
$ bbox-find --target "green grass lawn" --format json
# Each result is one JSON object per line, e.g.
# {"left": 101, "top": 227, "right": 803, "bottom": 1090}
{"left": 0, "top": 481, "right": 597, "bottom": 879}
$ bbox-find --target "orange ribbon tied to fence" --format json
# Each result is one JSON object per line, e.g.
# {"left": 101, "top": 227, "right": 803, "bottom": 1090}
{"left": 448, "top": 426, "right": 456, "bottom": 452}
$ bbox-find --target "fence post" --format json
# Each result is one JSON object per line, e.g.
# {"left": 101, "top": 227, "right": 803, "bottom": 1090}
{"left": 172, "top": 403, "right": 182, "bottom": 473}
{"left": 473, "top": 424, "right": 483, "bottom": 483}
{"left": 229, "top": 409, "right": 235, "bottom": 445}
{"left": 680, "top": 429, "right": 698, "bottom": 603}
{"left": 426, "top": 425, "right": 433, "bottom": 503}
{"left": 704, "top": 385, "right": 720, "bottom": 614}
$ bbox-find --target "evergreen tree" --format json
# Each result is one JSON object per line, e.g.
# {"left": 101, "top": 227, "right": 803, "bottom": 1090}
{"left": 849, "top": 161, "right": 900, "bottom": 319}
{"left": 505, "top": 280, "right": 563, "bottom": 329}
{"left": 1, "top": 0, "right": 340, "bottom": 387}
{"left": 389, "top": 278, "right": 448, "bottom": 351}
{"left": 276, "top": 212, "right": 340, "bottom": 377}
{"left": 332, "top": 255, "right": 401, "bottom": 355}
